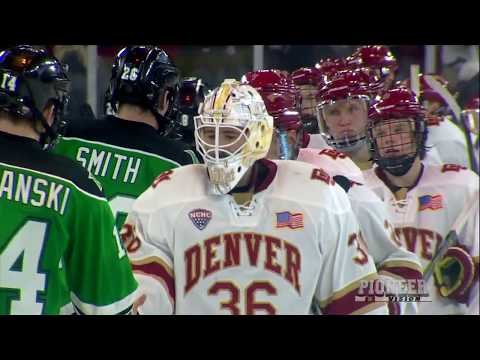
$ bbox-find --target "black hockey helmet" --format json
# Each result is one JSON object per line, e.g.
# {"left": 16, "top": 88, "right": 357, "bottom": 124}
{"left": 174, "top": 77, "right": 206, "bottom": 132}
{"left": 106, "top": 46, "right": 180, "bottom": 124}
{"left": 0, "top": 45, "right": 70, "bottom": 149}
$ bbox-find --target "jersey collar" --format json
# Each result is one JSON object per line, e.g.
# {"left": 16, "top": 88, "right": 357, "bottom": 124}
{"left": 0, "top": 130, "right": 42, "bottom": 150}
{"left": 227, "top": 159, "right": 278, "bottom": 196}
{"left": 374, "top": 163, "right": 424, "bottom": 194}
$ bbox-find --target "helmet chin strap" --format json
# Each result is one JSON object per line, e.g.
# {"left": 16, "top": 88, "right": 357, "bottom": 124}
{"left": 330, "top": 134, "right": 367, "bottom": 153}
{"left": 152, "top": 94, "right": 175, "bottom": 135}
{"left": 378, "top": 154, "right": 416, "bottom": 177}
{"left": 336, "top": 137, "right": 366, "bottom": 154}
{"left": 152, "top": 110, "right": 169, "bottom": 135}
{"left": 32, "top": 106, "right": 57, "bottom": 150}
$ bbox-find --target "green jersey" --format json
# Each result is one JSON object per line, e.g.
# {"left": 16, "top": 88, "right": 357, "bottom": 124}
{"left": 0, "top": 131, "right": 137, "bottom": 315}
{"left": 53, "top": 115, "right": 199, "bottom": 229}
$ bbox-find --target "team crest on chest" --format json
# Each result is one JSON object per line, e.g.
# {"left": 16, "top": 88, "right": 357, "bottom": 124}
{"left": 189, "top": 209, "right": 213, "bottom": 230}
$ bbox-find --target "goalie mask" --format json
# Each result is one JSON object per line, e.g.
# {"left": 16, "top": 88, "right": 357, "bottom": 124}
{"left": 0, "top": 45, "right": 70, "bottom": 150}
{"left": 194, "top": 79, "right": 274, "bottom": 195}
{"left": 367, "top": 87, "right": 428, "bottom": 176}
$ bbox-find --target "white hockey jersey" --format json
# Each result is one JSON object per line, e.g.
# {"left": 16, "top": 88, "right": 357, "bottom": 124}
{"left": 426, "top": 117, "right": 470, "bottom": 168}
{"left": 423, "top": 146, "right": 443, "bottom": 166}
{"left": 304, "top": 133, "right": 329, "bottom": 150}
{"left": 298, "top": 148, "right": 423, "bottom": 314}
{"left": 363, "top": 163, "right": 479, "bottom": 314}
{"left": 122, "top": 159, "right": 388, "bottom": 315}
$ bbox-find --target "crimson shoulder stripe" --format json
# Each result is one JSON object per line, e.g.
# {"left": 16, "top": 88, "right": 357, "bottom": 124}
{"left": 132, "top": 262, "right": 175, "bottom": 302}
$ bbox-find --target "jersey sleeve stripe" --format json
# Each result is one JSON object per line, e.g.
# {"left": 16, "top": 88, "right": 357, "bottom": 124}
{"left": 350, "top": 302, "right": 387, "bottom": 315}
{"left": 377, "top": 261, "right": 423, "bottom": 282}
{"left": 130, "top": 256, "right": 173, "bottom": 277}
{"left": 131, "top": 261, "right": 175, "bottom": 304}
{"left": 70, "top": 290, "right": 137, "bottom": 315}
{"left": 319, "top": 272, "right": 378, "bottom": 308}
{"left": 320, "top": 273, "right": 382, "bottom": 315}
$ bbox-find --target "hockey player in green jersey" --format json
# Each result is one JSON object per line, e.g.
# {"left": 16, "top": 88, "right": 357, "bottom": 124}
{"left": 0, "top": 45, "right": 137, "bottom": 315}
{"left": 54, "top": 46, "right": 199, "bottom": 230}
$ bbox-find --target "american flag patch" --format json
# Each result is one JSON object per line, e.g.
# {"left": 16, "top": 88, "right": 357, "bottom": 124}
{"left": 418, "top": 194, "right": 443, "bottom": 211}
{"left": 276, "top": 211, "right": 304, "bottom": 229}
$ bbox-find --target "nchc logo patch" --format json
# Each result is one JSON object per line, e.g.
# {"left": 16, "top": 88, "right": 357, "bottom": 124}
{"left": 188, "top": 209, "right": 213, "bottom": 230}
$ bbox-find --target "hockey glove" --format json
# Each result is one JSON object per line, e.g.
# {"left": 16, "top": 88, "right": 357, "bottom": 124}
{"left": 433, "top": 246, "right": 476, "bottom": 303}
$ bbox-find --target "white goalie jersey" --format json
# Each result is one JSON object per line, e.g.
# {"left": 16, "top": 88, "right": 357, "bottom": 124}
{"left": 121, "top": 160, "right": 388, "bottom": 315}
{"left": 363, "top": 163, "right": 479, "bottom": 314}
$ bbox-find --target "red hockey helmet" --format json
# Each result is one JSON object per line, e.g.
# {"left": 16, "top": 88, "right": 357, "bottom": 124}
{"left": 315, "top": 69, "right": 381, "bottom": 152}
{"left": 274, "top": 110, "right": 303, "bottom": 131}
{"left": 290, "top": 67, "right": 327, "bottom": 133}
{"left": 368, "top": 86, "right": 426, "bottom": 123}
{"left": 242, "top": 69, "right": 300, "bottom": 115}
{"left": 314, "top": 58, "right": 348, "bottom": 80}
{"left": 291, "top": 67, "right": 324, "bottom": 87}
{"left": 402, "top": 73, "right": 450, "bottom": 106}
{"left": 344, "top": 55, "right": 363, "bottom": 70}
{"left": 367, "top": 87, "right": 428, "bottom": 176}
{"left": 316, "top": 68, "right": 382, "bottom": 106}
{"left": 420, "top": 74, "right": 449, "bottom": 105}
{"left": 351, "top": 45, "right": 399, "bottom": 77}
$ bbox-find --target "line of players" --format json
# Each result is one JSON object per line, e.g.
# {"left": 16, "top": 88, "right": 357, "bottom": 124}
{"left": 238, "top": 57, "right": 479, "bottom": 314}
{"left": 0, "top": 45, "right": 478, "bottom": 315}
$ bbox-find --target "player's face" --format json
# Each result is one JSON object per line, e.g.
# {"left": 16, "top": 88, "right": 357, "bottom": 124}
{"left": 383, "top": 72, "right": 395, "bottom": 91}
{"left": 372, "top": 119, "right": 417, "bottom": 158}
{"left": 199, "top": 126, "right": 248, "bottom": 159}
{"left": 299, "top": 85, "right": 317, "bottom": 117}
{"left": 322, "top": 99, "right": 368, "bottom": 140}
{"left": 267, "top": 128, "right": 299, "bottom": 160}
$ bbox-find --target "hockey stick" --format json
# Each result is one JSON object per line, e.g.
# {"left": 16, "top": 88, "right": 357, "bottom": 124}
{"left": 423, "top": 75, "right": 462, "bottom": 123}
{"left": 423, "top": 189, "right": 479, "bottom": 282}
{"left": 460, "top": 114, "right": 480, "bottom": 174}
{"left": 423, "top": 74, "right": 478, "bottom": 172}
{"left": 410, "top": 64, "right": 421, "bottom": 98}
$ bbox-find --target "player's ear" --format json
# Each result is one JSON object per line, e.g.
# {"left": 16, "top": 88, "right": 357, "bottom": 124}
{"left": 42, "top": 102, "right": 56, "bottom": 126}
{"left": 157, "top": 90, "right": 170, "bottom": 116}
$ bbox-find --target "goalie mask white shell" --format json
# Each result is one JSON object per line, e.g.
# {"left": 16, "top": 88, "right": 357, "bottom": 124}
{"left": 194, "top": 79, "right": 274, "bottom": 195}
